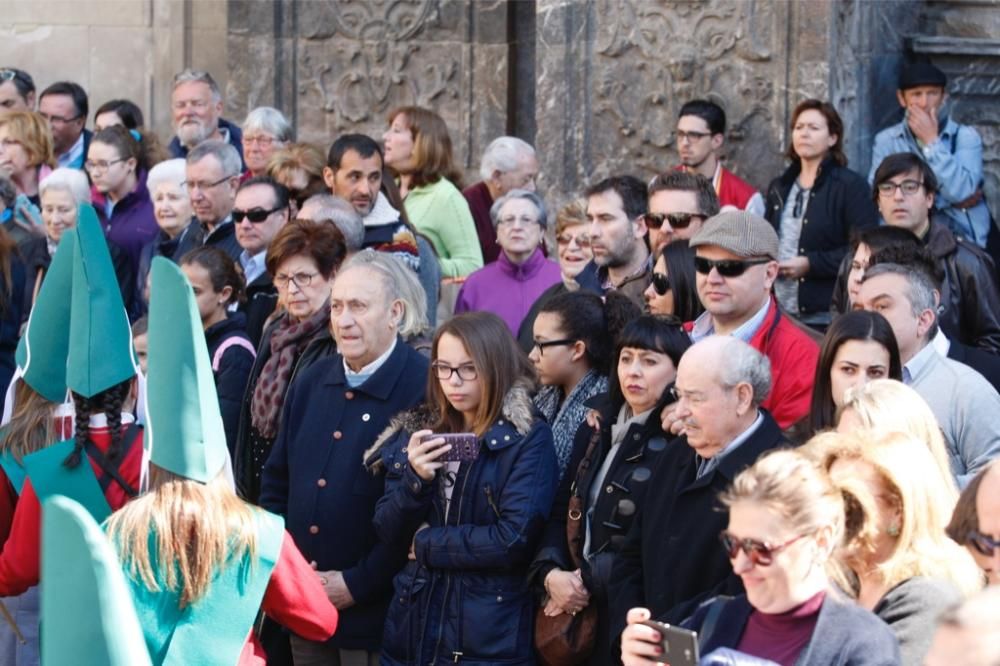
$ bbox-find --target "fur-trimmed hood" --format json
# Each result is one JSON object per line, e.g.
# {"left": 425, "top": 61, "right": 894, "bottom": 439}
{"left": 364, "top": 379, "right": 536, "bottom": 472}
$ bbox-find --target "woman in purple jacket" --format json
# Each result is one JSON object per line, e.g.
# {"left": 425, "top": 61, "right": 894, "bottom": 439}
{"left": 454, "top": 189, "right": 560, "bottom": 333}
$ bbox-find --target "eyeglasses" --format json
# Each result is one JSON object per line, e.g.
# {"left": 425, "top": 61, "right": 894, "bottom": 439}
{"left": 84, "top": 158, "right": 125, "bottom": 173}
{"left": 532, "top": 339, "right": 576, "bottom": 355}
{"left": 232, "top": 205, "right": 284, "bottom": 223}
{"left": 644, "top": 212, "right": 705, "bottom": 230}
{"left": 273, "top": 272, "right": 319, "bottom": 289}
{"left": 719, "top": 531, "right": 807, "bottom": 567}
{"left": 172, "top": 99, "right": 211, "bottom": 112}
{"left": 556, "top": 232, "right": 591, "bottom": 248}
{"left": 676, "top": 130, "right": 712, "bottom": 142}
{"left": 0, "top": 138, "right": 20, "bottom": 151}
{"left": 498, "top": 214, "right": 540, "bottom": 229}
{"left": 183, "top": 175, "right": 236, "bottom": 192}
{"left": 40, "top": 112, "right": 83, "bottom": 126}
{"left": 650, "top": 272, "right": 671, "bottom": 296}
{"left": 243, "top": 135, "right": 278, "bottom": 147}
{"left": 0, "top": 69, "right": 30, "bottom": 86}
{"left": 876, "top": 180, "right": 924, "bottom": 197}
{"left": 967, "top": 530, "right": 1000, "bottom": 557}
{"left": 694, "top": 256, "right": 771, "bottom": 277}
{"left": 431, "top": 362, "right": 479, "bottom": 381}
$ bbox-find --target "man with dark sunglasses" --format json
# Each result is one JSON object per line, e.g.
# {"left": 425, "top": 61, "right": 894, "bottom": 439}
{"left": 645, "top": 170, "right": 719, "bottom": 252}
{"left": 974, "top": 462, "right": 1000, "bottom": 579}
{"left": 683, "top": 211, "right": 819, "bottom": 429}
{"left": 0, "top": 67, "right": 35, "bottom": 110}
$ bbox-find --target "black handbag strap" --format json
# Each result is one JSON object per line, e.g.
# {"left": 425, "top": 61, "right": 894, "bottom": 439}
{"left": 84, "top": 423, "right": 141, "bottom": 498}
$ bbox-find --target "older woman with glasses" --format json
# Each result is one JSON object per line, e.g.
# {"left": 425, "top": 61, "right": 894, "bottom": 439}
{"left": 621, "top": 447, "right": 901, "bottom": 666}
{"left": 454, "top": 189, "right": 561, "bottom": 334}
{"left": 235, "top": 219, "right": 347, "bottom": 503}
{"left": 517, "top": 199, "right": 594, "bottom": 352}
{"left": 643, "top": 240, "right": 704, "bottom": 320}
{"left": 242, "top": 107, "right": 293, "bottom": 180}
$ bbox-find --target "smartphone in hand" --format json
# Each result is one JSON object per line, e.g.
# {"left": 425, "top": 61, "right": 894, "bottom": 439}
{"left": 640, "top": 620, "right": 699, "bottom": 666}
{"left": 420, "top": 433, "right": 480, "bottom": 462}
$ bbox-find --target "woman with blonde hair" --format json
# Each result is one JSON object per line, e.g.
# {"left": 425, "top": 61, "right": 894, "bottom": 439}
{"left": 0, "top": 111, "right": 53, "bottom": 241}
{"left": 808, "top": 430, "right": 983, "bottom": 665}
{"left": 622, "top": 447, "right": 899, "bottom": 665}
{"left": 836, "top": 378, "right": 954, "bottom": 488}
{"left": 382, "top": 106, "right": 482, "bottom": 279}
{"left": 266, "top": 142, "right": 326, "bottom": 214}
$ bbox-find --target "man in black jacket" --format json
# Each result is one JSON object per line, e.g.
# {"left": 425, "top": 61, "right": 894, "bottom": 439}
{"left": 873, "top": 152, "right": 1000, "bottom": 353}
{"left": 608, "top": 335, "right": 787, "bottom": 643}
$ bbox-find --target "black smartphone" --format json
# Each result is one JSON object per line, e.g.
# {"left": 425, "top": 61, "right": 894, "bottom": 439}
{"left": 640, "top": 620, "right": 699, "bottom": 666}
{"left": 420, "top": 433, "right": 480, "bottom": 462}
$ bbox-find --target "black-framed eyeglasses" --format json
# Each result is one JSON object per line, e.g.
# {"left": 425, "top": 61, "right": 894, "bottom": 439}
{"left": 232, "top": 205, "right": 284, "bottom": 223}
{"left": 84, "top": 158, "right": 125, "bottom": 172}
{"left": 183, "top": 175, "right": 236, "bottom": 192}
{"left": 650, "top": 272, "right": 671, "bottom": 296}
{"left": 719, "top": 531, "right": 807, "bottom": 567}
{"left": 644, "top": 212, "right": 705, "bottom": 231}
{"left": 694, "top": 256, "right": 771, "bottom": 278}
{"left": 431, "top": 362, "right": 479, "bottom": 381}
{"left": 967, "top": 530, "right": 1000, "bottom": 557}
{"left": 273, "top": 272, "right": 319, "bottom": 290}
{"left": 532, "top": 338, "right": 576, "bottom": 355}
{"left": 40, "top": 112, "right": 83, "bottom": 126}
{"left": 676, "top": 130, "right": 712, "bottom": 142}
{"left": 876, "top": 180, "right": 924, "bottom": 198}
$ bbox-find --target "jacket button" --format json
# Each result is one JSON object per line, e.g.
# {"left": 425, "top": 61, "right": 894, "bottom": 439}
{"left": 333, "top": 431, "right": 343, "bottom": 439}
{"left": 606, "top": 485, "right": 614, "bottom": 494}
{"left": 309, "top": 525, "right": 319, "bottom": 534}
{"left": 632, "top": 433, "right": 640, "bottom": 440}
{"left": 317, "top": 478, "right": 327, "bottom": 487}
{"left": 394, "top": 462, "right": 401, "bottom": 469}
{"left": 362, "top": 413, "right": 371, "bottom": 422}
{"left": 345, "top": 391, "right": 355, "bottom": 400}
{"left": 803, "top": 219, "right": 808, "bottom": 225}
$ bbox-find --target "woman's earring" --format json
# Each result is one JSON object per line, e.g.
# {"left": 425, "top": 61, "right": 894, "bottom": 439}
{"left": 887, "top": 523, "right": 900, "bottom": 538}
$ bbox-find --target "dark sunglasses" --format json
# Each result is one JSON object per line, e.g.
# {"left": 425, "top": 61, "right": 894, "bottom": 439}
{"left": 651, "top": 272, "right": 671, "bottom": 296}
{"left": 644, "top": 212, "right": 704, "bottom": 230}
{"left": 967, "top": 530, "right": 1000, "bottom": 557}
{"left": 719, "top": 531, "right": 806, "bottom": 567}
{"left": 694, "top": 256, "right": 771, "bottom": 277}
{"left": 232, "top": 205, "right": 284, "bottom": 223}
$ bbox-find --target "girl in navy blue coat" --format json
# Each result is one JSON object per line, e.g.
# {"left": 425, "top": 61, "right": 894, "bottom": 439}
{"left": 180, "top": 246, "right": 255, "bottom": 456}
{"left": 370, "top": 311, "right": 558, "bottom": 665}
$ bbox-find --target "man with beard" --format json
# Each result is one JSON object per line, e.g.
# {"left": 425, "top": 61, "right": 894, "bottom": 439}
{"left": 576, "top": 175, "right": 651, "bottom": 308}
{"left": 168, "top": 69, "right": 245, "bottom": 170}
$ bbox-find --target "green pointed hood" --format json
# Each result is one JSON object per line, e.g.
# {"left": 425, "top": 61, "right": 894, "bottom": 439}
{"left": 145, "top": 257, "right": 228, "bottom": 483}
{"left": 15, "top": 232, "right": 75, "bottom": 402}
{"left": 65, "top": 204, "right": 137, "bottom": 398}
{"left": 41, "top": 495, "right": 152, "bottom": 666}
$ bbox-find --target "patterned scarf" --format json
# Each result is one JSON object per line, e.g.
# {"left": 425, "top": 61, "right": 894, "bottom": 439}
{"left": 533, "top": 370, "right": 608, "bottom": 482}
{"left": 251, "top": 303, "right": 330, "bottom": 438}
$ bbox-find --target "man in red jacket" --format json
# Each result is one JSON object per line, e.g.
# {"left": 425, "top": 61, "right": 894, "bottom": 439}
{"left": 682, "top": 210, "right": 819, "bottom": 429}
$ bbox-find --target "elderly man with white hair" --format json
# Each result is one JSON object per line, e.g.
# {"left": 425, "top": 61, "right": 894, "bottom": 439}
{"left": 463, "top": 136, "right": 539, "bottom": 262}
{"left": 298, "top": 192, "right": 365, "bottom": 254}
{"left": 168, "top": 69, "right": 245, "bottom": 169}
{"left": 609, "top": 335, "right": 788, "bottom": 637}
{"left": 241, "top": 106, "right": 293, "bottom": 179}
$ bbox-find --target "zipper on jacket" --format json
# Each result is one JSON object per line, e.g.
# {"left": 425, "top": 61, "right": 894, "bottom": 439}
{"left": 452, "top": 651, "right": 463, "bottom": 662}
{"left": 484, "top": 484, "right": 501, "bottom": 519}
{"left": 432, "top": 460, "right": 474, "bottom": 662}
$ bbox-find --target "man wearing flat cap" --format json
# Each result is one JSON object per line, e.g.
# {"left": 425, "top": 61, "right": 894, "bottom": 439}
{"left": 869, "top": 62, "right": 991, "bottom": 247}
{"left": 683, "top": 210, "right": 819, "bottom": 429}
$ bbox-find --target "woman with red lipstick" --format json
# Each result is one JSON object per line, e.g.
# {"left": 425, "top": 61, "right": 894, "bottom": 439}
{"left": 370, "top": 311, "right": 558, "bottom": 665}
{"left": 764, "top": 99, "right": 877, "bottom": 331}
{"left": 621, "top": 447, "right": 901, "bottom": 666}
{"left": 531, "top": 315, "right": 689, "bottom": 665}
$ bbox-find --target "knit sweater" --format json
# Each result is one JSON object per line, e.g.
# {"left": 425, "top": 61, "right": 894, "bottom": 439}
{"left": 403, "top": 177, "right": 483, "bottom": 278}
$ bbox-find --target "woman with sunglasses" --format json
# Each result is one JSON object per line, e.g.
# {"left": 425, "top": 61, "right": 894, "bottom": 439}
{"left": 643, "top": 240, "right": 704, "bottom": 320}
{"left": 532, "top": 315, "right": 689, "bottom": 665}
{"left": 516, "top": 199, "right": 593, "bottom": 351}
{"left": 370, "top": 311, "right": 558, "bottom": 665}
{"left": 811, "top": 431, "right": 982, "bottom": 665}
{"left": 234, "top": 219, "right": 347, "bottom": 503}
{"left": 764, "top": 99, "right": 877, "bottom": 331}
{"left": 946, "top": 468, "right": 999, "bottom": 585}
{"left": 621, "top": 447, "right": 900, "bottom": 666}
{"left": 799, "top": 311, "right": 902, "bottom": 439}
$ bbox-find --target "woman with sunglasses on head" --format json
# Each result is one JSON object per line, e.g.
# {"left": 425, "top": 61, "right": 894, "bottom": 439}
{"left": 798, "top": 311, "right": 902, "bottom": 440}
{"left": 369, "top": 311, "right": 558, "bottom": 665}
{"left": 621, "top": 447, "right": 900, "bottom": 666}
{"left": 517, "top": 199, "right": 594, "bottom": 352}
{"left": 234, "top": 219, "right": 347, "bottom": 503}
{"left": 764, "top": 99, "right": 877, "bottom": 331}
{"left": 643, "top": 240, "right": 704, "bottom": 320}
{"left": 810, "top": 431, "right": 982, "bottom": 665}
{"left": 532, "top": 315, "right": 689, "bottom": 665}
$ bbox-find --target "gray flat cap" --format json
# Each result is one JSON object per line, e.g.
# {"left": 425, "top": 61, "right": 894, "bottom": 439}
{"left": 689, "top": 210, "right": 779, "bottom": 260}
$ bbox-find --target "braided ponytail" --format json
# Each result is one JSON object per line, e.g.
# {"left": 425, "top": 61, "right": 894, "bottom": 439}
{"left": 63, "top": 393, "right": 94, "bottom": 469}
{"left": 62, "top": 378, "right": 133, "bottom": 468}
{"left": 102, "top": 383, "right": 127, "bottom": 464}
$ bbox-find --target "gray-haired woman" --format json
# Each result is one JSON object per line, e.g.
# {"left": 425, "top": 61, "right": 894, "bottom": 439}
{"left": 241, "top": 106, "right": 292, "bottom": 178}
{"left": 453, "top": 188, "right": 561, "bottom": 333}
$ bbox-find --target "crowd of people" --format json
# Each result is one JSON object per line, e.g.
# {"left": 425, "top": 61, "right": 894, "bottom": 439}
{"left": 0, "top": 58, "right": 998, "bottom": 666}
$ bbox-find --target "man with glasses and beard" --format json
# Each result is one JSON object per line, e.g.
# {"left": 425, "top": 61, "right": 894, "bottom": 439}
{"left": 645, "top": 171, "right": 720, "bottom": 252}
{"left": 682, "top": 210, "right": 819, "bottom": 429}
{"left": 168, "top": 69, "right": 246, "bottom": 170}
